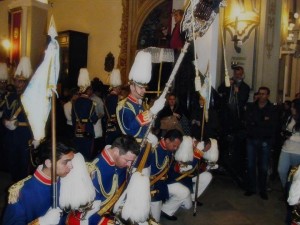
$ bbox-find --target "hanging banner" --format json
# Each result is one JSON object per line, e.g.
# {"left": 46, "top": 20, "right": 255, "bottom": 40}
{"left": 10, "top": 9, "right": 22, "bottom": 66}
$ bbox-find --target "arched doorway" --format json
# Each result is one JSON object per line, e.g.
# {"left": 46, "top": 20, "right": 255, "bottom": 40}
{"left": 118, "top": 0, "right": 168, "bottom": 84}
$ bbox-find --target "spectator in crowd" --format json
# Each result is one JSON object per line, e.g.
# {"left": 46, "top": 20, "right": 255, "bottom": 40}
{"left": 157, "top": 93, "right": 183, "bottom": 136}
{"left": 278, "top": 99, "right": 300, "bottom": 188}
{"left": 244, "top": 86, "right": 278, "bottom": 200}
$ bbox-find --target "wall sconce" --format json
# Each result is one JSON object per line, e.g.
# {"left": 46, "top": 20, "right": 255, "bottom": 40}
{"left": 2, "top": 39, "right": 11, "bottom": 51}
{"left": 0, "top": 37, "right": 11, "bottom": 64}
{"left": 224, "top": 4, "right": 259, "bottom": 53}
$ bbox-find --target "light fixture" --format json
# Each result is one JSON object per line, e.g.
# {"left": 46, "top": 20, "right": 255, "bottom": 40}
{"left": 224, "top": 3, "right": 259, "bottom": 53}
{"left": 1, "top": 39, "right": 11, "bottom": 51}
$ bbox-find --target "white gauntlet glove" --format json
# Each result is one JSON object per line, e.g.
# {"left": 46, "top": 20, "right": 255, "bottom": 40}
{"left": 4, "top": 119, "right": 17, "bottom": 131}
{"left": 80, "top": 200, "right": 101, "bottom": 225}
{"left": 147, "top": 132, "right": 158, "bottom": 146}
{"left": 150, "top": 96, "right": 166, "bottom": 115}
{"left": 31, "top": 139, "right": 41, "bottom": 149}
{"left": 179, "top": 165, "right": 193, "bottom": 173}
{"left": 39, "top": 207, "right": 62, "bottom": 225}
{"left": 195, "top": 76, "right": 201, "bottom": 92}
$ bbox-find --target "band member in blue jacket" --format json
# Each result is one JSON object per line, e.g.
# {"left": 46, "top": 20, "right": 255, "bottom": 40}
{"left": 66, "top": 135, "right": 140, "bottom": 225}
{"left": 116, "top": 51, "right": 165, "bottom": 142}
{"left": 161, "top": 136, "right": 218, "bottom": 220}
{"left": 133, "top": 129, "right": 183, "bottom": 222}
{"left": 72, "top": 68, "right": 98, "bottom": 160}
{"left": 2, "top": 139, "right": 75, "bottom": 225}
{"left": 2, "top": 57, "right": 33, "bottom": 181}
{"left": 105, "top": 69, "right": 122, "bottom": 145}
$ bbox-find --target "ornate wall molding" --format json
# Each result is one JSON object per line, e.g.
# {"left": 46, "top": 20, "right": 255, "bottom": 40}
{"left": 265, "top": 0, "right": 276, "bottom": 58}
{"left": 118, "top": 0, "right": 166, "bottom": 83}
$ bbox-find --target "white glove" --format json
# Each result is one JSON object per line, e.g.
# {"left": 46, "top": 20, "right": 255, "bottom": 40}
{"left": 4, "top": 119, "right": 17, "bottom": 131}
{"left": 80, "top": 200, "right": 101, "bottom": 225}
{"left": 32, "top": 139, "right": 41, "bottom": 149}
{"left": 150, "top": 96, "right": 166, "bottom": 115}
{"left": 147, "top": 132, "right": 158, "bottom": 146}
{"left": 39, "top": 207, "right": 62, "bottom": 225}
{"left": 207, "top": 164, "right": 219, "bottom": 170}
{"left": 179, "top": 165, "right": 193, "bottom": 173}
{"left": 195, "top": 76, "right": 201, "bottom": 91}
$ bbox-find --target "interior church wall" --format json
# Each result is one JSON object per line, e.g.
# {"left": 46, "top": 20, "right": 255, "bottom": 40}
{"left": 48, "top": 0, "right": 122, "bottom": 84}
{"left": 0, "top": 0, "right": 123, "bottom": 84}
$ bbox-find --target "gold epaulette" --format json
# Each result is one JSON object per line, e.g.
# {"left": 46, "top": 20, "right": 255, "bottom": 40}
{"left": 86, "top": 158, "right": 99, "bottom": 175}
{"left": 8, "top": 175, "right": 32, "bottom": 204}
{"left": 117, "top": 98, "right": 127, "bottom": 108}
{"left": 28, "top": 218, "right": 39, "bottom": 225}
{"left": 288, "top": 165, "right": 300, "bottom": 182}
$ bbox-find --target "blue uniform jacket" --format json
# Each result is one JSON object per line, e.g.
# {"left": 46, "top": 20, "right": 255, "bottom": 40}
{"left": 3, "top": 92, "right": 31, "bottom": 135}
{"left": 72, "top": 95, "right": 98, "bottom": 137}
{"left": 166, "top": 149, "right": 204, "bottom": 192}
{"left": 88, "top": 147, "right": 128, "bottom": 224}
{"left": 2, "top": 167, "right": 64, "bottom": 225}
{"left": 116, "top": 95, "right": 149, "bottom": 139}
{"left": 135, "top": 139, "right": 173, "bottom": 202}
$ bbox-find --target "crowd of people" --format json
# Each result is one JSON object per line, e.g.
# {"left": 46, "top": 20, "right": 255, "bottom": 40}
{"left": 0, "top": 50, "right": 220, "bottom": 224}
{"left": 0, "top": 8, "right": 300, "bottom": 225}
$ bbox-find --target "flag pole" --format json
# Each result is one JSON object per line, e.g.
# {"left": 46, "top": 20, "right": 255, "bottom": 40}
{"left": 51, "top": 90, "right": 57, "bottom": 208}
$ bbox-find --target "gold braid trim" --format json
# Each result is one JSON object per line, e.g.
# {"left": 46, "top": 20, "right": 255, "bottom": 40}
{"left": 98, "top": 181, "right": 126, "bottom": 216}
{"left": 116, "top": 98, "right": 142, "bottom": 137}
{"left": 288, "top": 165, "right": 300, "bottom": 182}
{"left": 28, "top": 218, "right": 40, "bottom": 225}
{"left": 137, "top": 142, "right": 152, "bottom": 172}
{"left": 86, "top": 159, "right": 98, "bottom": 175}
{"left": 95, "top": 168, "right": 118, "bottom": 203}
{"left": 150, "top": 164, "right": 170, "bottom": 186}
{"left": 175, "top": 167, "right": 197, "bottom": 182}
{"left": 8, "top": 175, "right": 32, "bottom": 204}
{"left": 5, "top": 94, "right": 18, "bottom": 111}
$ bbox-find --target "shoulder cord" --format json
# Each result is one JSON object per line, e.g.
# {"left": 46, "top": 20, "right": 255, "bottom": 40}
{"left": 117, "top": 100, "right": 143, "bottom": 137}
{"left": 73, "top": 100, "right": 94, "bottom": 123}
{"left": 95, "top": 167, "right": 118, "bottom": 205}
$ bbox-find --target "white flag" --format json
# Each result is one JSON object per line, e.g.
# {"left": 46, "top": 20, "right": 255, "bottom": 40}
{"left": 21, "top": 16, "right": 60, "bottom": 141}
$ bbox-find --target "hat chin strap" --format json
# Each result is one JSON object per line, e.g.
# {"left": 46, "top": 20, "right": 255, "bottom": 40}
{"left": 132, "top": 84, "right": 144, "bottom": 99}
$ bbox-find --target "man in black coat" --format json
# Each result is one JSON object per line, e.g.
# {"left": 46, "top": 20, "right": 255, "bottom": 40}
{"left": 244, "top": 86, "right": 278, "bottom": 200}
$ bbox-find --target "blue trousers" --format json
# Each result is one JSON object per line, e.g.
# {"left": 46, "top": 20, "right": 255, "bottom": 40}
{"left": 245, "top": 138, "right": 271, "bottom": 193}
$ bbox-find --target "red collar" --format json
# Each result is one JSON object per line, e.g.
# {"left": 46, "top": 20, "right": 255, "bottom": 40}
{"left": 160, "top": 139, "right": 167, "bottom": 150}
{"left": 34, "top": 166, "right": 51, "bottom": 185}
{"left": 128, "top": 95, "right": 139, "bottom": 104}
{"left": 102, "top": 148, "right": 115, "bottom": 166}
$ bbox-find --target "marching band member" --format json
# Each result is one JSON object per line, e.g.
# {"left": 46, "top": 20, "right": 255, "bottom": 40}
{"left": 105, "top": 69, "right": 122, "bottom": 145}
{"left": 134, "top": 129, "right": 183, "bottom": 223}
{"left": 116, "top": 51, "right": 165, "bottom": 142}
{"left": 161, "top": 136, "right": 219, "bottom": 220}
{"left": 0, "top": 62, "right": 9, "bottom": 171}
{"left": 72, "top": 68, "right": 98, "bottom": 160}
{"left": 2, "top": 57, "right": 33, "bottom": 181}
{"left": 81, "top": 135, "right": 140, "bottom": 225}
{"left": 2, "top": 139, "right": 75, "bottom": 225}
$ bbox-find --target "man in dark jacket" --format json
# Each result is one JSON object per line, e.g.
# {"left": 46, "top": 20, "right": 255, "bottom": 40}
{"left": 244, "top": 86, "right": 278, "bottom": 200}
